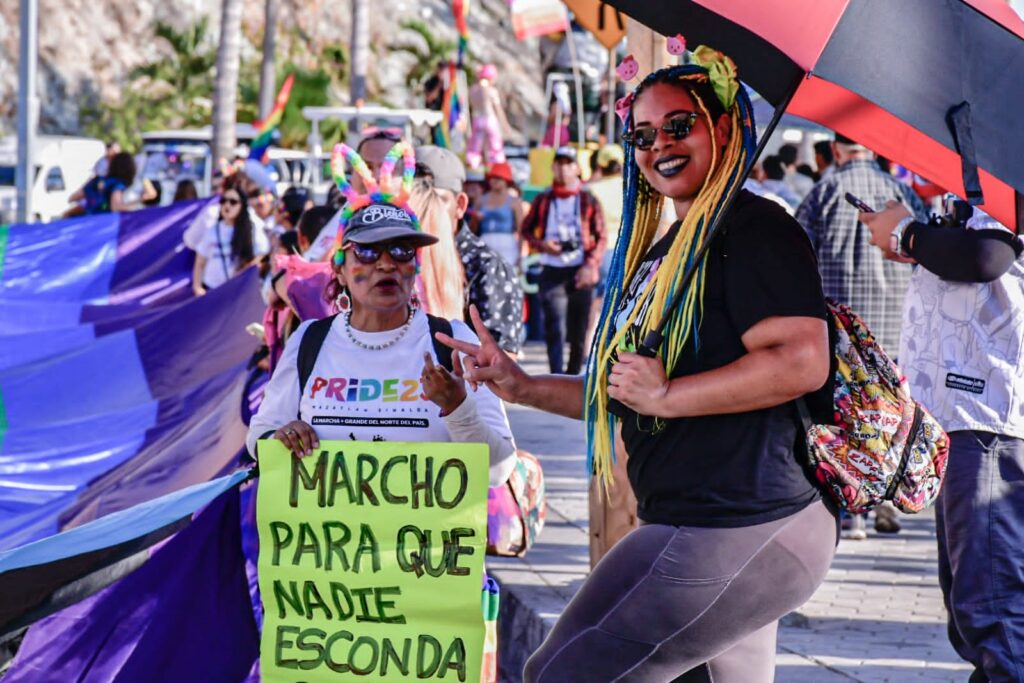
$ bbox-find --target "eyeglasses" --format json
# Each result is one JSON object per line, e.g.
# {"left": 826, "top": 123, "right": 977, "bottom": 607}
{"left": 222, "top": 197, "right": 242, "bottom": 207}
{"left": 345, "top": 241, "right": 418, "bottom": 265}
{"left": 622, "top": 112, "right": 700, "bottom": 151}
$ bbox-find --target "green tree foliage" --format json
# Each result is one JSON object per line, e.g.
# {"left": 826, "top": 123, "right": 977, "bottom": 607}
{"left": 81, "top": 21, "right": 347, "bottom": 151}
{"left": 390, "top": 19, "right": 476, "bottom": 89}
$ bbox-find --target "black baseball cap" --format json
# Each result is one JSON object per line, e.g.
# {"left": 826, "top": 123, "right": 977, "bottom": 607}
{"left": 344, "top": 203, "right": 438, "bottom": 247}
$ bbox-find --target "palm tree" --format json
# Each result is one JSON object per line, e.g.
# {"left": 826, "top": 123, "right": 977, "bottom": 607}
{"left": 349, "top": 0, "right": 369, "bottom": 103}
{"left": 213, "top": 0, "right": 245, "bottom": 163}
{"left": 390, "top": 19, "right": 460, "bottom": 88}
{"left": 258, "top": 0, "right": 280, "bottom": 119}
{"left": 131, "top": 20, "right": 217, "bottom": 127}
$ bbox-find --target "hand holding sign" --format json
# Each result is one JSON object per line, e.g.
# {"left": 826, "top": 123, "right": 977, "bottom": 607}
{"left": 272, "top": 419, "right": 319, "bottom": 458}
{"left": 256, "top": 440, "right": 489, "bottom": 682}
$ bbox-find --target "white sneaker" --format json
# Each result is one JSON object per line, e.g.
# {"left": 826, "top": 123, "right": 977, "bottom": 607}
{"left": 844, "top": 514, "right": 867, "bottom": 541}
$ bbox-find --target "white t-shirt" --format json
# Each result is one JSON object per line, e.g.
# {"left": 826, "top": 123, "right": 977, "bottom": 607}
{"left": 247, "top": 310, "right": 517, "bottom": 487}
{"left": 196, "top": 220, "right": 271, "bottom": 289}
{"left": 900, "top": 211, "right": 1024, "bottom": 438}
{"left": 183, "top": 202, "right": 267, "bottom": 251}
{"left": 542, "top": 195, "right": 584, "bottom": 268}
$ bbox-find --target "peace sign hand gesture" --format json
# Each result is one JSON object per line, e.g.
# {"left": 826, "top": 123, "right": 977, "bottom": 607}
{"left": 432, "top": 305, "right": 531, "bottom": 404}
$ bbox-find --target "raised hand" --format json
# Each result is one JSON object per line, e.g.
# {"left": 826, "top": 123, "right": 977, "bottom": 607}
{"left": 420, "top": 351, "right": 467, "bottom": 415}
{"left": 433, "top": 305, "right": 531, "bottom": 404}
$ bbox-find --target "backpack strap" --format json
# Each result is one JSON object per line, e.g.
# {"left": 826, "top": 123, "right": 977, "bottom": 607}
{"left": 426, "top": 314, "right": 454, "bottom": 373}
{"left": 297, "top": 315, "right": 338, "bottom": 410}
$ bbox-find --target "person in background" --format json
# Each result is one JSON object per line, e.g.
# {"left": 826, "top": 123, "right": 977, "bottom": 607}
{"left": 760, "top": 155, "right": 802, "bottom": 210}
{"left": 814, "top": 140, "right": 835, "bottom": 180}
{"left": 778, "top": 142, "right": 814, "bottom": 200}
{"left": 585, "top": 144, "right": 625, "bottom": 293}
{"left": 466, "top": 64, "right": 511, "bottom": 169}
{"left": 141, "top": 179, "right": 162, "bottom": 207}
{"left": 543, "top": 82, "right": 573, "bottom": 148}
{"left": 464, "top": 170, "right": 487, "bottom": 231}
{"left": 415, "top": 145, "right": 525, "bottom": 356}
{"left": 796, "top": 163, "right": 819, "bottom": 184}
{"left": 277, "top": 186, "right": 312, "bottom": 232}
{"left": 294, "top": 206, "right": 335, "bottom": 258}
{"left": 192, "top": 185, "right": 270, "bottom": 295}
{"left": 71, "top": 151, "right": 138, "bottom": 214}
{"left": 796, "top": 132, "right": 928, "bottom": 538}
{"left": 93, "top": 140, "right": 120, "bottom": 177}
{"left": 173, "top": 179, "right": 199, "bottom": 203}
{"left": 476, "top": 162, "right": 524, "bottom": 267}
{"left": 861, "top": 198, "right": 1024, "bottom": 682}
{"left": 409, "top": 182, "right": 468, "bottom": 321}
{"left": 521, "top": 146, "right": 605, "bottom": 375}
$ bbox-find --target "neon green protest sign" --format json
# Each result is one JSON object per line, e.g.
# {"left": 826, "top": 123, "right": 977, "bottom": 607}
{"left": 257, "top": 440, "right": 489, "bottom": 682}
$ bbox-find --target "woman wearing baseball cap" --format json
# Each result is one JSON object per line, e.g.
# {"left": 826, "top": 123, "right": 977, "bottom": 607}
{"left": 247, "top": 143, "right": 517, "bottom": 490}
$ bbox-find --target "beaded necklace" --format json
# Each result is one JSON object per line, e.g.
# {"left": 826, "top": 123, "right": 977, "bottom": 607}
{"left": 344, "top": 307, "right": 415, "bottom": 351}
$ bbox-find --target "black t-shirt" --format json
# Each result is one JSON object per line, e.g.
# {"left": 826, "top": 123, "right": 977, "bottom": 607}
{"left": 616, "top": 190, "right": 831, "bottom": 528}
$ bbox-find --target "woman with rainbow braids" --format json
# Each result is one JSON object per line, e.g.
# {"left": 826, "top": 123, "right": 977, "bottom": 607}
{"left": 247, "top": 141, "right": 517, "bottom": 491}
{"left": 439, "top": 46, "right": 839, "bottom": 681}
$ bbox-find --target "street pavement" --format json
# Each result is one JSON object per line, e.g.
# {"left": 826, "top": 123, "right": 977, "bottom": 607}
{"left": 487, "top": 343, "right": 971, "bottom": 682}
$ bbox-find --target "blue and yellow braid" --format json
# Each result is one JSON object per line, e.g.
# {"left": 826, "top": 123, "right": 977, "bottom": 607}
{"left": 584, "top": 63, "right": 758, "bottom": 490}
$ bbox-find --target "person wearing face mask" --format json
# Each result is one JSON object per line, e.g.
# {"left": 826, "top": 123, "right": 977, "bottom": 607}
{"left": 192, "top": 185, "right": 270, "bottom": 295}
{"left": 436, "top": 46, "right": 838, "bottom": 682}
{"left": 246, "top": 143, "right": 516, "bottom": 490}
{"left": 521, "top": 146, "right": 606, "bottom": 375}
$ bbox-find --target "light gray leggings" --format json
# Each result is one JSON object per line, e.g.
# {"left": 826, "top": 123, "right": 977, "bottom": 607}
{"left": 523, "top": 500, "right": 838, "bottom": 682}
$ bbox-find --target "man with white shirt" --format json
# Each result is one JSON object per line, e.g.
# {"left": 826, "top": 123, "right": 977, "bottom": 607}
{"left": 862, "top": 198, "right": 1024, "bottom": 682}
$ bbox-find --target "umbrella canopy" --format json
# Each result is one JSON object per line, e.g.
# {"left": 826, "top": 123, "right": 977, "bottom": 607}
{"left": 605, "top": 0, "right": 1024, "bottom": 231}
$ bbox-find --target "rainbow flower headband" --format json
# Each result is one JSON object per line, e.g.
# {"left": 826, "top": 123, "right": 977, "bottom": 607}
{"left": 330, "top": 141, "right": 422, "bottom": 266}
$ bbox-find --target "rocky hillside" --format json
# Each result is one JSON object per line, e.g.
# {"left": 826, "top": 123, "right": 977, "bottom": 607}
{"left": 0, "top": 0, "right": 546, "bottom": 142}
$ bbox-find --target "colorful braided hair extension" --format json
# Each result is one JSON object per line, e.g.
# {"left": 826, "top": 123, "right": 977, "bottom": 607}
{"left": 584, "top": 62, "right": 758, "bottom": 490}
{"left": 329, "top": 141, "right": 421, "bottom": 266}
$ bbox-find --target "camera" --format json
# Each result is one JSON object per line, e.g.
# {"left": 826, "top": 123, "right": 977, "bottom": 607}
{"left": 559, "top": 239, "right": 580, "bottom": 253}
{"left": 931, "top": 195, "right": 973, "bottom": 228}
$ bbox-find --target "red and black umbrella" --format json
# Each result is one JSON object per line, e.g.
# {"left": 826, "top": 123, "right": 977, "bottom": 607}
{"left": 605, "top": 0, "right": 1024, "bottom": 232}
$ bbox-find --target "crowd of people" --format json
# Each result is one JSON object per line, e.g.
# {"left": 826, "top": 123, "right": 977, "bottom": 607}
{"left": 54, "top": 36, "right": 1023, "bottom": 681}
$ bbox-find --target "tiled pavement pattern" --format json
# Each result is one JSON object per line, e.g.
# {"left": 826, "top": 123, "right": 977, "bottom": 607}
{"left": 489, "top": 343, "right": 971, "bottom": 682}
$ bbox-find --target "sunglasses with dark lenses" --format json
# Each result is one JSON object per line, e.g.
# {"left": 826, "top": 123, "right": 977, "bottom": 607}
{"left": 222, "top": 197, "right": 242, "bottom": 207}
{"left": 623, "top": 112, "right": 700, "bottom": 151}
{"left": 346, "top": 242, "right": 418, "bottom": 265}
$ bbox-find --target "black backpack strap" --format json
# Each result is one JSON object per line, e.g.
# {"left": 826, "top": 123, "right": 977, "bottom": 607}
{"left": 297, "top": 315, "right": 338, "bottom": 410}
{"left": 426, "top": 314, "right": 454, "bottom": 373}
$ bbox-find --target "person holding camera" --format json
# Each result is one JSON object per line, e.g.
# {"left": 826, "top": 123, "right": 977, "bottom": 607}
{"left": 861, "top": 198, "right": 1024, "bottom": 682}
{"left": 522, "top": 146, "right": 606, "bottom": 374}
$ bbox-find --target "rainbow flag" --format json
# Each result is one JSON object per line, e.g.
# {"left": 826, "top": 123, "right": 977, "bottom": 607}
{"left": 439, "top": 0, "right": 470, "bottom": 149}
{"left": 247, "top": 74, "right": 295, "bottom": 161}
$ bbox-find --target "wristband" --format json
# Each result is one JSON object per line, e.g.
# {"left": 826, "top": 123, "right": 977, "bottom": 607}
{"left": 889, "top": 216, "right": 915, "bottom": 257}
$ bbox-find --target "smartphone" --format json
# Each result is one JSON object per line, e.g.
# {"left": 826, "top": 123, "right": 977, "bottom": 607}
{"left": 844, "top": 192, "right": 875, "bottom": 213}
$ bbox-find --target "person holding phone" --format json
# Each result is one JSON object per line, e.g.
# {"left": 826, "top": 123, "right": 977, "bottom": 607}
{"left": 440, "top": 48, "right": 838, "bottom": 681}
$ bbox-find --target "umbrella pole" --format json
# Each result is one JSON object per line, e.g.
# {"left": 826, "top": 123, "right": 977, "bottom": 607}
{"left": 637, "top": 79, "right": 802, "bottom": 356}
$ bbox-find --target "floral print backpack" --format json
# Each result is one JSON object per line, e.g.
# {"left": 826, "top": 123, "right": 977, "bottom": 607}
{"left": 797, "top": 300, "right": 950, "bottom": 514}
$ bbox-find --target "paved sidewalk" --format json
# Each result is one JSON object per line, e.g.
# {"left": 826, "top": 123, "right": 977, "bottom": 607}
{"left": 488, "top": 343, "right": 971, "bottom": 682}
